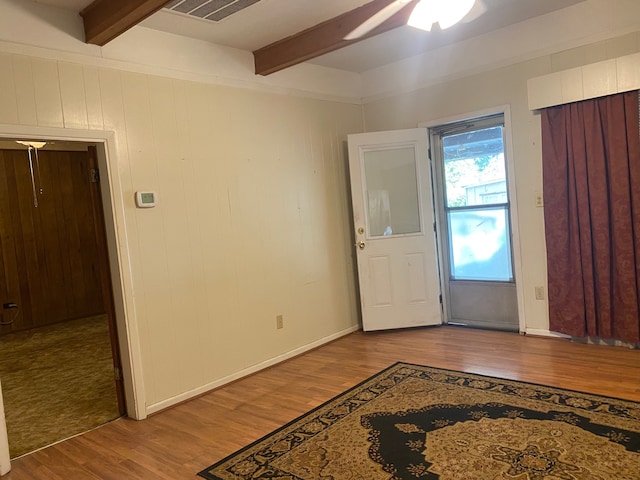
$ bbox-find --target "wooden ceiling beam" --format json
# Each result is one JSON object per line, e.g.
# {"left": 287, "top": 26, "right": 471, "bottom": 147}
{"left": 253, "top": 0, "right": 419, "bottom": 76}
{"left": 80, "top": 0, "right": 169, "bottom": 46}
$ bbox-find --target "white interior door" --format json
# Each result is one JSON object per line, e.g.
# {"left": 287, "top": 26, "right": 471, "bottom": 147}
{"left": 348, "top": 129, "right": 442, "bottom": 331}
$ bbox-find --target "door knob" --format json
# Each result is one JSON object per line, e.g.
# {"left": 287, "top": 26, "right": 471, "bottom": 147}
{"left": 356, "top": 241, "right": 365, "bottom": 250}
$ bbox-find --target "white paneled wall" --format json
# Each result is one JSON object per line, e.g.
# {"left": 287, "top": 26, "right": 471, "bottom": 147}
{"left": 0, "top": 53, "right": 363, "bottom": 412}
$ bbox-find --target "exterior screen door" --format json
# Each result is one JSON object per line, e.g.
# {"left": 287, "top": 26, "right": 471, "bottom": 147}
{"left": 431, "top": 114, "right": 518, "bottom": 331}
{"left": 347, "top": 129, "right": 442, "bottom": 331}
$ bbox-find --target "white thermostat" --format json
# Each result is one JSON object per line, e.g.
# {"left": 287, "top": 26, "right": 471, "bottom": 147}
{"left": 135, "top": 191, "right": 157, "bottom": 208}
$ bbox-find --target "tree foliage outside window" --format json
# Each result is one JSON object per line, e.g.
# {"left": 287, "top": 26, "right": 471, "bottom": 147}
{"left": 444, "top": 153, "right": 506, "bottom": 207}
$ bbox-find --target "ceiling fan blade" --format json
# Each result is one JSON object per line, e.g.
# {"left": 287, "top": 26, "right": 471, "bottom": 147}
{"left": 462, "top": 0, "right": 487, "bottom": 23}
{"left": 344, "top": 0, "right": 412, "bottom": 40}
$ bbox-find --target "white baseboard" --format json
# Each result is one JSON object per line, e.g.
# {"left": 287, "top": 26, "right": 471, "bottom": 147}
{"left": 0, "top": 382, "right": 11, "bottom": 476}
{"left": 525, "top": 329, "right": 571, "bottom": 339}
{"left": 145, "top": 325, "right": 361, "bottom": 415}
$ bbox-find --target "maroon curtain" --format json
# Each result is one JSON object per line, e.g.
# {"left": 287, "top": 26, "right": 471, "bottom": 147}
{"left": 541, "top": 91, "right": 640, "bottom": 343}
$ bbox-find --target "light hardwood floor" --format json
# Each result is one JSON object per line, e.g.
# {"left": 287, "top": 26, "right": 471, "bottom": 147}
{"left": 4, "top": 326, "right": 640, "bottom": 479}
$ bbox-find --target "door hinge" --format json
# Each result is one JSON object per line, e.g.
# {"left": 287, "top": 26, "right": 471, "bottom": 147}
{"left": 433, "top": 222, "right": 437, "bottom": 232}
{"left": 114, "top": 366, "right": 122, "bottom": 381}
{"left": 439, "top": 294, "right": 443, "bottom": 304}
{"left": 90, "top": 168, "right": 100, "bottom": 183}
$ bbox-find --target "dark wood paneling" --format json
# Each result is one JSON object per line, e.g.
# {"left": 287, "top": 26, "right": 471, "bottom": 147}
{"left": 0, "top": 149, "right": 105, "bottom": 334}
{"left": 0, "top": 151, "right": 24, "bottom": 330}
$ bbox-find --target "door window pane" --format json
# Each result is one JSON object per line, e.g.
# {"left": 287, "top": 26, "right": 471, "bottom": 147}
{"left": 363, "top": 147, "right": 421, "bottom": 237}
{"left": 448, "top": 207, "right": 512, "bottom": 281}
{"left": 443, "top": 126, "right": 507, "bottom": 207}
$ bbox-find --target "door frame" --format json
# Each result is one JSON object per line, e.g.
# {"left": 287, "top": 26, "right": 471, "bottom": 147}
{"left": 419, "top": 105, "right": 526, "bottom": 334}
{"left": 87, "top": 145, "right": 126, "bottom": 415}
{"left": 0, "top": 124, "right": 146, "bottom": 422}
{"left": 348, "top": 129, "right": 443, "bottom": 331}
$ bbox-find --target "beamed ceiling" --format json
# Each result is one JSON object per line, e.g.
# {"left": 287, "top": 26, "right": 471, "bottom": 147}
{"left": 34, "top": 0, "right": 587, "bottom": 75}
{"left": 78, "top": 0, "right": 420, "bottom": 74}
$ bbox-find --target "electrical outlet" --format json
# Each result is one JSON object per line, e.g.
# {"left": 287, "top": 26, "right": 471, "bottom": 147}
{"left": 276, "top": 315, "right": 284, "bottom": 329}
{"left": 535, "top": 193, "right": 544, "bottom": 207}
{"left": 535, "top": 286, "right": 545, "bottom": 300}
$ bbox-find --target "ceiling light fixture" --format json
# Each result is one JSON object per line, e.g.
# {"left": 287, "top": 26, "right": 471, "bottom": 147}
{"left": 344, "top": 0, "right": 478, "bottom": 41}
{"left": 16, "top": 140, "right": 47, "bottom": 149}
{"left": 16, "top": 140, "right": 46, "bottom": 208}
{"left": 408, "top": 0, "right": 476, "bottom": 32}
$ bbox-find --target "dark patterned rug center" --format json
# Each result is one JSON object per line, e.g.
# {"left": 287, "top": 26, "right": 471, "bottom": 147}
{"left": 198, "top": 363, "right": 640, "bottom": 479}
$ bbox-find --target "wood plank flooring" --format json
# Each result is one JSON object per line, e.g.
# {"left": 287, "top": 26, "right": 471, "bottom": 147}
{"left": 4, "top": 326, "right": 640, "bottom": 479}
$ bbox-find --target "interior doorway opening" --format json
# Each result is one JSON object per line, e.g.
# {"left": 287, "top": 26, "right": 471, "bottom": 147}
{"left": 0, "top": 139, "right": 125, "bottom": 457}
{"left": 0, "top": 127, "right": 143, "bottom": 467}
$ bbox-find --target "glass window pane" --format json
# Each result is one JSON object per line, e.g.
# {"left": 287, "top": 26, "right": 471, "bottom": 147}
{"left": 443, "top": 126, "right": 507, "bottom": 207}
{"left": 363, "top": 147, "right": 421, "bottom": 237}
{"left": 448, "top": 207, "right": 512, "bottom": 281}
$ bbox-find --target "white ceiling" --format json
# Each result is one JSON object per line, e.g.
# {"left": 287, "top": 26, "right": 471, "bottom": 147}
{"left": 32, "top": 0, "right": 586, "bottom": 73}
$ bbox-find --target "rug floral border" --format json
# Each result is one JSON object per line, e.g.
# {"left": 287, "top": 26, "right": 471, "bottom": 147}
{"left": 198, "top": 362, "right": 640, "bottom": 479}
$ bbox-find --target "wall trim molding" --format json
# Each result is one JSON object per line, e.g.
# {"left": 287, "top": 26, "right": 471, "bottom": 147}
{"left": 145, "top": 325, "right": 361, "bottom": 415}
{"left": 525, "top": 329, "right": 571, "bottom": 339}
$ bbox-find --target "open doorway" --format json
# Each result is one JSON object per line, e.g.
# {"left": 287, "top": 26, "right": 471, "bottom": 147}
{"left": 0, "top": 140, "right": 125, "bottom": 457}
{"left": 429, "top": 113, "right": 519, "bottom": 331}
{"left": 347, "top": 110, "right": 524, "bottom": 333}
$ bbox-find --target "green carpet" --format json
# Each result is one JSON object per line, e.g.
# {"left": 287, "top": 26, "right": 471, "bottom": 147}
{"left": 199, "top": 362, "right": 640, "bottom": 479}
{"left": 0, "top": 315, "right": 121, "bottom": 458}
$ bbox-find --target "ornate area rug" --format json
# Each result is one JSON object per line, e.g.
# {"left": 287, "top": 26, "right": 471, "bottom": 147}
{"left": 198, "top": 362, "right": 640, "bottom": 479}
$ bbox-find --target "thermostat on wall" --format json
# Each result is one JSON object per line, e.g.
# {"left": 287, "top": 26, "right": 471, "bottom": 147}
{"left": 135, "top": 191, "right": 157, "bottom": 208}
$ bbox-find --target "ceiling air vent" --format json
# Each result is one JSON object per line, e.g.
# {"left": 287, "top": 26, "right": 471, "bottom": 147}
{"left": 165, "top": 0, "right": 261, "bottom": 22}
